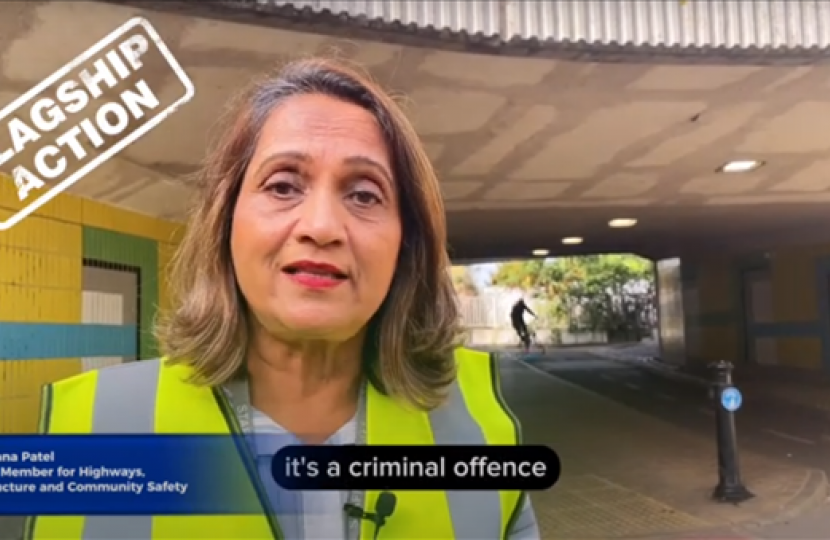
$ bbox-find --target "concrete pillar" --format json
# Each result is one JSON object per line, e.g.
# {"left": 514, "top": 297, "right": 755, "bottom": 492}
{"left": 656, "top": 258, "right": 687, "bottom": 365}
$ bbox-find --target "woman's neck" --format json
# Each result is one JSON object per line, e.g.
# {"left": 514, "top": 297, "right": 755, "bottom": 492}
{"left": 246, "top": 332, "right": 364, "bottom": 443}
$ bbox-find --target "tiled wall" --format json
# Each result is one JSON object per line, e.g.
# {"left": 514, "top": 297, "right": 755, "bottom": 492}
{"left": 683, "top": 245, "right": 830, "bottom": 372}
{"left": 0, "top": 179, "right": 183, "bottom": 433}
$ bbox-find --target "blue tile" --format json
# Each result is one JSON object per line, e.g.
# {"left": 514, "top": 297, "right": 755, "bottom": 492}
{"left": 0, "top": 323, "right": 138, "bottom": 360}
{"left": 748, "top": 321, "right": 821, "bottom": 338}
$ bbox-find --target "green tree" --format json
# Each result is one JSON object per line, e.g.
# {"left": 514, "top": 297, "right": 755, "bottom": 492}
{"left": 561, "top": 255, "right": 653, "bottom": 336}
{"left": 490, "top": 260, "right": 544, "bottom": 291}
{"left": 490, "top": 255, "right": 655, "bottom": 338}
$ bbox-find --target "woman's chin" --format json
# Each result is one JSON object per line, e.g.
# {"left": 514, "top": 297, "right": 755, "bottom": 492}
{"left": 274, "top": 312, "right": 360, "bottom": 340}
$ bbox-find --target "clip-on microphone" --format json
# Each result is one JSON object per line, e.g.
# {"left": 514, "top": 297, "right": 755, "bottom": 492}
{"left": 344, "top": 491, "right": 397, "bottom": 540}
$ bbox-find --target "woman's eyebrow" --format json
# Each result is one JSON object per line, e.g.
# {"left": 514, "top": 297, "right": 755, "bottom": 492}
{"left": 251, "top": 151, "right": 309, "bottom": 178}
{"left": 251, "top": 152, "right": 393, "bottom": 188}
{"left": 344, "top": 155, "right": 393, "bottom": 187}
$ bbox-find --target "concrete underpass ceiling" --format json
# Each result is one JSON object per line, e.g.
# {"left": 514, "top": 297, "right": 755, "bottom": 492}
{"left": 3, "top": 2, "right": 830, "bottom": 260}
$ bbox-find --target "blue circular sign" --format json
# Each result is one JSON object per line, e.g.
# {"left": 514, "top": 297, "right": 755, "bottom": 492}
{"left": 721, "top": 387, "right": 742, "bottom": 412}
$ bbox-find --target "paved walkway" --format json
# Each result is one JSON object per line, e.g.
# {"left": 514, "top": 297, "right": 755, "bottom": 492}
{"left": 498, "top": 354, "right": 827, "bottom": 539}
{"left": 593, "top": 341, "right": 830, "bottom": 417}
{"left": 582, "top": 343, "right": 830, "bottom": 424}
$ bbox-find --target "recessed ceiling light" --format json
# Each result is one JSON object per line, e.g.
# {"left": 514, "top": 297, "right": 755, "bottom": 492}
{"left": 609, "top": 218, "right": 637, "bottom": 228}
{"left": 532, "top": 249, "right": 549, "bottom": 257}
{"left": 562, "top": 237, "right": 583, "bottom": 245}
{"left": 717, "top": 160, "right": 764, "bottom": 173}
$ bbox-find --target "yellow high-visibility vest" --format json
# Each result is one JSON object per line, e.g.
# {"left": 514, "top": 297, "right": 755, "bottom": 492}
{"left": 27, "top": 348, "right": 524, "bottom": 539}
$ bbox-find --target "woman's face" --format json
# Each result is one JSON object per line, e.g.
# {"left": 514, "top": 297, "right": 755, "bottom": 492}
{"left": 231, "top": 94, "right": 402, "bottom": 341}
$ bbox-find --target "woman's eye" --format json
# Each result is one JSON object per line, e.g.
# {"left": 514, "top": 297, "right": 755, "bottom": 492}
{"left": 350, "top": 190, "right": 382, "bottom": 207}
{"left": 265, "top": 179, "right": 301, "bottom": 197}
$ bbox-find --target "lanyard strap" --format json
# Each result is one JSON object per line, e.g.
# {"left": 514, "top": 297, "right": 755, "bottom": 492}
{"left": 222, "top": 376, "right": 368, "bottom": 540}
{"left": 223, "top": 378, "right": 256, "bottom": 449}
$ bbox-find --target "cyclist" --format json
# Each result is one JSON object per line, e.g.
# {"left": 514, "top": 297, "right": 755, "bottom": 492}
{"left": 510, "top": 298, "right": 537, "bottom": 352}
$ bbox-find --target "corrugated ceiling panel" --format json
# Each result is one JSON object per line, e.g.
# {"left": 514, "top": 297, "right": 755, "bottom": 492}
{"left": 269, "top": 0, "right": 501, "bottom": 36}
{"left": 270, "top": 0, "right": 830, "bottom": 48}
{"left": 515, "top": 1, "right": 830, "bottom": 48}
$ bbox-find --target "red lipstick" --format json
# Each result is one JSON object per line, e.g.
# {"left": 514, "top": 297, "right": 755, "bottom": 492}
{"left": 282, "top": 260, "right": 347, "bottom": 290}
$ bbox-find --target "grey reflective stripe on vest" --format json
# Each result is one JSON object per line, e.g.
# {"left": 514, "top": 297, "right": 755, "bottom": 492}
{"left": 428, "top": 378, "right": 504, "bottom": 539}
{"left": 83, "top": 360, "right": 160, "bottom": 540}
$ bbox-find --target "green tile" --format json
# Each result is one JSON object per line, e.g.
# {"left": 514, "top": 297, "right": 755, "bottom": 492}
{"left": 82, "top": 226, "right": 159, "bottom": 358}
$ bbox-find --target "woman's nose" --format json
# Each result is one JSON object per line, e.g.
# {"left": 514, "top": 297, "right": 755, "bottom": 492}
{"left": 294, "top": 188, "right": 346, "bottom": 247}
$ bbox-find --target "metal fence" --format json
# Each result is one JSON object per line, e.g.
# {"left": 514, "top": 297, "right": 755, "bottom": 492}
{"left": 457, "top": 292, "right": 521, "bottom": 329}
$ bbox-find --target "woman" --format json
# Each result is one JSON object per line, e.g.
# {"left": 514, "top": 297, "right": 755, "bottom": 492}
{"left": 27, "top": 58, "right": 539, "bottom": 539}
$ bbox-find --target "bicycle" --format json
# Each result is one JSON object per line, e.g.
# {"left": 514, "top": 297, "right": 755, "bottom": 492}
{"left": 517, "top": 322, "right": 546, "bottom": 355}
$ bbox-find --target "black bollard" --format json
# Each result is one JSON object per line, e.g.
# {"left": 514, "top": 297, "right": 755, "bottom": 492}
{"left": 710, "top": 360, "right": 754, "bottom": 503}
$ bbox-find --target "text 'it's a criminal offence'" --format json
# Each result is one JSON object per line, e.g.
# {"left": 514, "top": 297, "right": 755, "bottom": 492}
{"left": 272, "top": 445, "right": 561, "bottom": 491}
